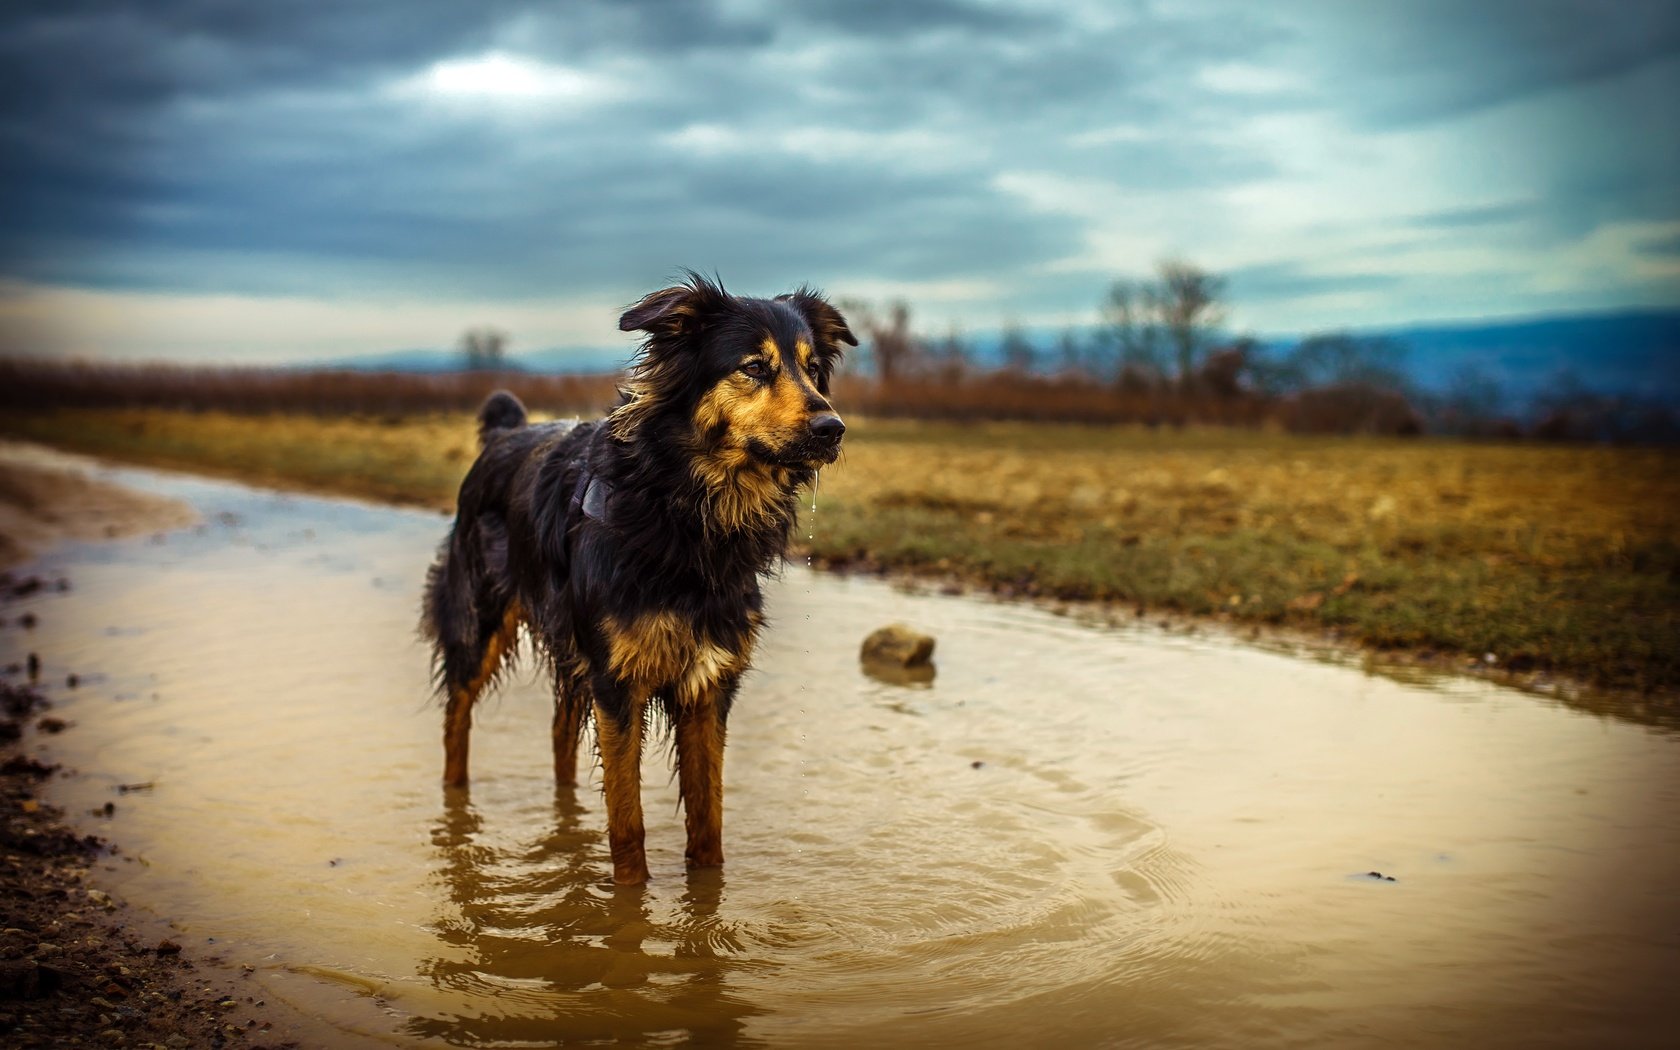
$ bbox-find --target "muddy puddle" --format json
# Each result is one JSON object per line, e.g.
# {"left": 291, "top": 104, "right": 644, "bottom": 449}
{"left": 3, "top": 445, "right": 1677, "bottom": 1048}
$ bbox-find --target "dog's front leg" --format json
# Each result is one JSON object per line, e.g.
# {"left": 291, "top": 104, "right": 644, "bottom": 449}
{"left": 593, "top": 679, "right": 650, "bottom": 885}
{"left": 674, "top": 683, "right": 733, "bottom": 869}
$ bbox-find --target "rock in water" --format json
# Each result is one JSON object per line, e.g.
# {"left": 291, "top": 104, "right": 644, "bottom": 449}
{"left": 861, "top": 624, "right": 936, "bottom": 668}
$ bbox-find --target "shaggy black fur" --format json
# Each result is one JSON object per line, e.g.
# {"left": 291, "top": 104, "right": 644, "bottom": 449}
{"left": 420, "top": 273, "right": 854, "bottom": 881}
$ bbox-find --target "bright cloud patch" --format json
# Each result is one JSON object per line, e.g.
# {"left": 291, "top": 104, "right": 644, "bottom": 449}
{"left": 395, "top": 51, "right": 619, "bottom": 105}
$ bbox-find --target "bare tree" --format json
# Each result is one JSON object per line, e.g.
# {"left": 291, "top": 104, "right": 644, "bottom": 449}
{"left": 1098, "top": 259, "right": 1224, "bottom": 390}
{"left": 1273, "top": 333, "right": 1419, "bottom": 435}
{"left": 1054, "top": 326, "right": 1088, "bottom": 378}
{"left": 459, "top": 327, "right": 509, "bottom": 371}
{"left": 998, "top": 320, "right": 1036, "bottom": 374}
{"left": 1285, "top": 332, "right": 1407, "bottom": 390}
{"left": 1436, "top": 362, "right": 1506, "bottom": 436}
{"left": 1159, "top": 260, "right": 1226, "bottom": 390}
{"left": 1198, "top": 338, "right": 1256, "bottom": 399}
{"left": 841, "top": 299, "right": 920, "bottom": 385}
{"left": 1098, "top": 279, "right": 1168, "bottom": 384}
{"left": 925, "top": 325, "right": 973, "bottom": 382}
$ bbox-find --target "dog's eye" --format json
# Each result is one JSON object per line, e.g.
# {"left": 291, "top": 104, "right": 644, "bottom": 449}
{"left": 740, "top": 360, "right": 771, "bottom": 381}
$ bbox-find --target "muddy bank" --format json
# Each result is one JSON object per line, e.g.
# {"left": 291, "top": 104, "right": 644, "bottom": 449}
{"left": 0, "top": 446, "right": 198, "bottom": 569}
{"left": 0, "top": 456, "right": 296, "bottom": 1048}
{"left": 1, "top": 681, "right": 301, "bottom": 1048}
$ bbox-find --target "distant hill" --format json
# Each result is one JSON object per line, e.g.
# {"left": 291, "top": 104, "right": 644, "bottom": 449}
{"left": 970, "top": 307, "right": 1678, "bottom": 406}
{"left": 1326, "top": 309, "right": 1680, "bottom": 403}
{"left": 314, "top": 308, "right": 1678, "bottom": 407}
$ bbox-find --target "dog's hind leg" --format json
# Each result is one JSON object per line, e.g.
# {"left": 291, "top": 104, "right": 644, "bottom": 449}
{"left": 551, "top": 657, "right": 590, "bottom": 787}
{"left": 592, "top": 678, "right": 650, "bottom": 884}
{"left": 441, "top": 601, "right": 522, "bottom": 788}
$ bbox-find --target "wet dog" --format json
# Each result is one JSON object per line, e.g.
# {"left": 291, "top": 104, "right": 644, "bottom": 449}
{"left": 421, "top": 274, "right": 854, "bottom": 884}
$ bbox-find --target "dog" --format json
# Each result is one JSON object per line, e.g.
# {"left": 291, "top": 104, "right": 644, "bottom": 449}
{"left": 421, "top": 273, "right": 855, "bottom": 884}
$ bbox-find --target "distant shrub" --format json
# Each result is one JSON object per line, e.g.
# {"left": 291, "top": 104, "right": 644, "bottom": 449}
{"left": 1525, "top": 370, "right": 1680, "bottom": 444}
{"left": 831, "top": 372, "right": 1272, "bottom": 427}
{"left": 1281, "top": 382, "right": 1423, "bottom": 436}
{"left": 0, "top": 359, "right": 619, "bottom": 418}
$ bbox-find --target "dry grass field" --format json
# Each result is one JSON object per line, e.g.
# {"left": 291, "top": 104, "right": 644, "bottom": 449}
{"left": 816, "top": 420, "right": 1679, "bottom": 693}
{"left": 3, "top": 408, "right": 1676, "bottom": 697}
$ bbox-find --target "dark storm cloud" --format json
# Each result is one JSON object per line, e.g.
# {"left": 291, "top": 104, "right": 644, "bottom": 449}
{"left": 1296, "top": 0, "right": 1680, "bottom": 127}
{"left": 0, "top": 0, "right": 519, "bottom": 266}
{"left": 0, "top": 0, "right": 1673, "bottom": 325}
{"left": 1635, "top": 232, "right": 1680, "bottom": 259}
{"left": 1227, "top": 262, "right": 1402, "bottom": 303}
{"left": 805, "top": 4, "right": 1281, "bottom": 126}
{"left": 0, "top": 1, "right": 521, "bottom": 122}
{"left": 0, "top": 0, "right": 1134, "bottom": 296}
{"left": 796, "top": 0, "right": 1052, "bottom": 37}
{"left": 10, "top": 66, "right": 1078, "bottom": 299}
{"left": 1403, "top": 203, "right": 1538, "bottom": 231}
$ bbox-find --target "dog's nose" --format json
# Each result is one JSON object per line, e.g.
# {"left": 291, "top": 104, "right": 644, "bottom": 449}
{"left": 809, "top": 414, "right": 846, "bottom": 442}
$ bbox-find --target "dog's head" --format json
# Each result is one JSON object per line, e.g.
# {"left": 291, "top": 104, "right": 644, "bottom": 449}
{"left": 613, "top": 272, "right": 856, "bottom": 474}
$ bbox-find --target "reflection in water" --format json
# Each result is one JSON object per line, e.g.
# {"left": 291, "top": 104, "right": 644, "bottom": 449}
{"left": 858, "top": 657, "right": 937, "bottom": 687}
{"left": 412, "top": 789, "right": 760, "bottom": 1047}
{"left": 4, "top": 446, "right": 1679, "bottom": 1049}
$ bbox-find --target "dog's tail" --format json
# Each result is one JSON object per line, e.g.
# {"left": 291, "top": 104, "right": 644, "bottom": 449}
{"left": 477, "top": 390, "right": 528, "bottom": 447}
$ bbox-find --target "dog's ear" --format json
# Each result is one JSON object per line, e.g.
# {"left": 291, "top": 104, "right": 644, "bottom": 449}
{"left": 619, "top": 272, "right": 729, "bottom": 338}
{"left": 777, "top": 288, "right": 858, "bottom": 350}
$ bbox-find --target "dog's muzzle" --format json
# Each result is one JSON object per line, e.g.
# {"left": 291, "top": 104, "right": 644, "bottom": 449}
{"left": 807, "top": 413, "right": 845, "bottom": 463}
{"left": 749, "top": 414, "right": 846, "bottom": 467}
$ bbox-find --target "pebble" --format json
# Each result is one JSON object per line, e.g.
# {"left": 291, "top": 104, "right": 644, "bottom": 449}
{"left": 860, "top": 623, "right": 936, "bottom": 667}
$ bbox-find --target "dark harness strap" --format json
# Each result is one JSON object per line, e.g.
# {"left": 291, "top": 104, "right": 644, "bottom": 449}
{"left": 582, "top": 475, "right": 612, "bottom": 522}
{"left": 569, "top": 456, "right": 613, "bottom": 526}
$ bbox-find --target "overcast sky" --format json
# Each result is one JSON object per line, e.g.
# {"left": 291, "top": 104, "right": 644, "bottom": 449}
{"left": 1, "top": 0, "right": 1676, "bottom": 365}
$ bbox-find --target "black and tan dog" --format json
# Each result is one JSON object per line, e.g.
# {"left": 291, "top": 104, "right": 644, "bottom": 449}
{"left": 421, "top": 273, "right": 854, "bottom": 884}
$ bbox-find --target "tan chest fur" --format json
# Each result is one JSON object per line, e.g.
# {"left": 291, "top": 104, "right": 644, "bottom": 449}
{"left": 602, "top": 611, "right": 753, "bottom": 702}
